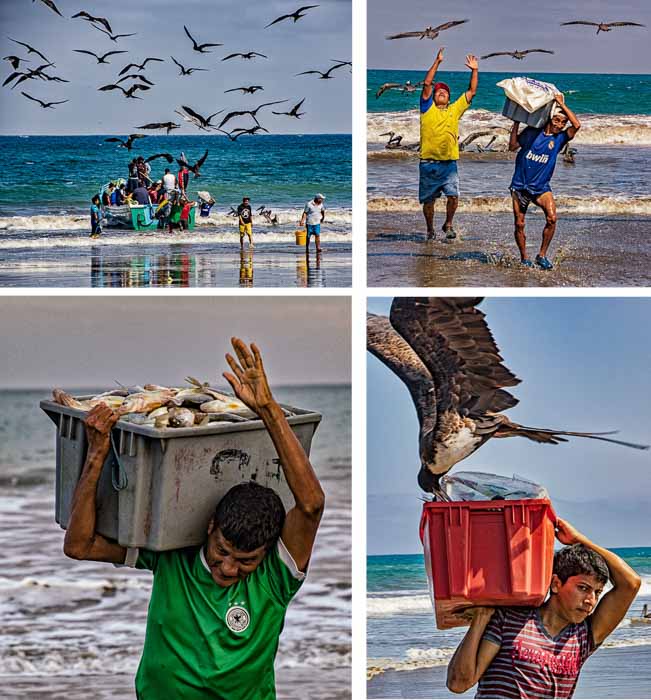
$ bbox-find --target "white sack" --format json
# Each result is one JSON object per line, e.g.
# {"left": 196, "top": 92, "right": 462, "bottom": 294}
{"left": 496, "top": 77, "right": 560, "bottom": 113}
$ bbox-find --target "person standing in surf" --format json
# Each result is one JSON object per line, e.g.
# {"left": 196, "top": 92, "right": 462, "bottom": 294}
{"left": 419, "top": 48, "right": 478, "bottom": 241}
{"left": 509, "top": 93, "right": 581, "bottom": 270}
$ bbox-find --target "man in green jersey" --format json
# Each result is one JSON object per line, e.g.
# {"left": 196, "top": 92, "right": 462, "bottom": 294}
{"left": 63, "top": 338, "right": 325, "bottom": 700}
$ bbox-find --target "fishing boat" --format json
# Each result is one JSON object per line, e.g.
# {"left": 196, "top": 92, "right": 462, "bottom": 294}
{"left": 99, "top": 179, "right": 197, "bottom": 232}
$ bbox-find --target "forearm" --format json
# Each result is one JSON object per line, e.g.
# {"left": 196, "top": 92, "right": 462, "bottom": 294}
{"left": 560, "top": 102, "right": 580, "bottom": 130}
{"left": 578, "top": 533, "right": 640, "bottom": 591}
{"left": 258, "top": 401, "right": 324, "bottom": 518}
{"left": 447, "top": 614, "right": 492, "bottom": 691}
{"left": 509, "top": 122, "right": 521, "bottom": 151}
{"left": 63, "top": 445, "right": 108, "bottom": 557}
{"left": 422, "top": 59, "right": 441, "bottom": 99}
{"left": 467, "top": 69, "right": 478, "bottom": 98}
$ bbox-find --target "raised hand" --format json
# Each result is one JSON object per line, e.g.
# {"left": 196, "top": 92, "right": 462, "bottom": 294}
{"left": 465, "top": 54, "right": 479, "bottom": 70}
{"left": 223, "top": 337, "right": 275, "bottom": 414}
{"left": 555, "top": 517, "right": 584, "bottom": 545}
{"left": 554, "top": 93, "right": 565, "bottom": 106}
{"left": 85, "top": 403, "right": 119, "bottom": 453}
{"left": 435, "top": 47, "right": 445, "bottom": 63}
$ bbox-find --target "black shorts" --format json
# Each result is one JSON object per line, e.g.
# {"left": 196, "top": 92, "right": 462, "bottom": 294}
{"left": 510, "top": 187, "right": 550, "bottom": 214}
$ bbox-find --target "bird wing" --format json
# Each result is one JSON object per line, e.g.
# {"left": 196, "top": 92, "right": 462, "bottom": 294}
{"left": 251, "top": 52, "right": 267, "bottom": 58}
{"left": 94, "top": 16, "right": 113, "bottom": 33}
{"left": 608, "top": 22, "right": 645, "bottom": 27}
{"left": 222, "top": 53, "right": 242, "bottom": 61}
{"left": 376, "top": 82, "right": 401, "bottom": 97}
{"left": 523, "top": 49, "right": 555, "bottom": 54}
{"left": 171, "top": 56, "right": 184, "bottom": 69}
{"left": 389, "top": 298, "right": 521, "bottom": 418}
{"left": 265, "top": 13, "right": 291, "bottom": 28}
{"left": 183, "top": 25, "right": 198, "bottom": 48}
{"left": 103, "top": 51, "right": 128, "bottom": 59}
{"left": 3, "top": 72, "right": 22, "bottom": 87}
{"left": 481, "top": 52, "right": 512, "bottom": 59}
{"left": 296, "top": 70, "right": 321, "bottom": 76}
{"left": 433, "top": 19, "right": 469, "bottom": 32}
{"left": 104, "top": 137, "right": 124, "bottom": 143}
{"left": 49, "top": 99, "right": 69, "bottom": 105}
{"left": 119, "top": 63, "right": 138, "bottom": 75}
{"left": 145, "top": 153, "right": 173, "bottom": 163}
{"left": 21, "top": 91, "right": 43, "bottom": 105}
{"left": 560, "top": 21, "right": 599, "bottom": 26}
{"left": 143, "top": 57, "right": 164, "bottom": 65}
{"left": 367, "top": 312, "right": 437, "bottom": 430}
{"left": 40, "top": 0, "right": 64, "bottom": 17}
{"left": 196, "top": 149, "right": 209, "bottom": 168}
{"left": 386, "top": 31, "right": 423, "bottom": 39}
{"left": 224, "top": 87, "right": 245, "bottom": 93}
{"left": 181, "top": 105, "right": 205, "bottom": 122}
{"left": 74, "top": 50, "right": 99, "bottom": 59}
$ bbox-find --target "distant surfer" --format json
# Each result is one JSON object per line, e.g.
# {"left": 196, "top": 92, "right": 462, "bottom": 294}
{"left": 508, "top": 94, "right": 581, "bottom": 270}
{"left": 419, "top": 47, "right": 478, "bottom": 240}
{"left": 89, "top": 194, "right": 102, "bottom": 238}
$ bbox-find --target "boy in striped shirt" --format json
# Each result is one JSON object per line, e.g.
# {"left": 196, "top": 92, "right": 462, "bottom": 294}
{"left": 446, "top": 518, "right": 641, "bottom": 698}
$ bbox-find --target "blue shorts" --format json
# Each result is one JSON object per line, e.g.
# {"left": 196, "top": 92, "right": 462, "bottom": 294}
{"left": 306, "top": 224, "right": 321, "bottom": 237}
{"left": 419, "top": 160, "right": 459, "bottom": 203}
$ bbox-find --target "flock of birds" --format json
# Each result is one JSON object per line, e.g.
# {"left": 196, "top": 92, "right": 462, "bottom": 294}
{"left": 3, "top": 0, "right": 350, "bottom": 163}
{"left": 368, "top": 298, "right": 648, "bottom": 497}
{"left": 376, "top": 16, "right": 646, "bottom": 100}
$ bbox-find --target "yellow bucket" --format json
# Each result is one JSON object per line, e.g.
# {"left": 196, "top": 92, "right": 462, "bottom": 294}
{"left": 295, "top": 229, "right": 307, "bottom": 246}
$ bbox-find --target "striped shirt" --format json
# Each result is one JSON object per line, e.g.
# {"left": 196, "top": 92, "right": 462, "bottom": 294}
{"left": 476, "top": 607, "right": 597, "bottom": 698}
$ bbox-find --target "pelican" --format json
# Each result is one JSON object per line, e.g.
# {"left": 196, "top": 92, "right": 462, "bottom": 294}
{"left": 296, "top": 63, "right": 345, "bottom": 79}
{"left": 387, "top": 20, "right": 468, "bottom": 40}
{"left": 71, "top": 11, "right": 113, "bottom": 34}
{"left": 222, "top": 52, "right": 267, "bottom": 61}
{"left": 176, "top": 149, "right": 209, "bottom": 177}
{"left": 265, "top": 5, "right": 319, "bottom": 28}
{"left": 225, "top": 85, "right": 264, "bottom": 94}
{"left": 118, "top": 58, "right": 164, "bottom": 75}
{"left": 218, "top": 100, "right": 287, "bottom": 129}
{"left": 174, "top": 105, "right": 224, "bottom": 131}
{"left": 137, "top": 122, "right": 181, "bottom": 135}
{"left": 91, "top": 25, "right": 137, "bottom": 42}
{"left": 561, "top": 20, "right": 645, "bottom": 33}
{"left": 481, "top": 49, "right": 555, "bottom": 60}
{"left": 3, "top": 56, "right": 30, "bottom": 70}
{"left": 367, "top": 297, "right": 649, "bottom": 495}
{"left": 379, "top": 131, "right": 403, "bottom": 147}
{"left": 99, "top": 83, "right": 150, "bottom": 99}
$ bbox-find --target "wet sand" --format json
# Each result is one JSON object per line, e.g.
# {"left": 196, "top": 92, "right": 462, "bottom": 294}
{"left": 367, "top": 645, "right": 651, "bottom": 699}
{"left": 0, "top": 243, "right": 350, "bottom": 288}
{"left": 368, "top": 212, "right": 651, "bottom": 287}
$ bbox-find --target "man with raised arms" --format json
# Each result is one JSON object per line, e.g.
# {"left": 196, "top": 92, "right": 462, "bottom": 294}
{"left": 509, "top": 94, "right": 581, "bottom": 270}
{"left": 419, "top": 47, "right": 478, "bottom": 240}
{"left": 63, "top": 338, "right": 325, "bottom": 700}
{"left": 446, "top": 518, "right": 640, "bottom": 698}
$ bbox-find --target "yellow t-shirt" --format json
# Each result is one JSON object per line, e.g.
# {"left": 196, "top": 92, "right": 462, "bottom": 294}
{"left": 420, "top": 93, "right": 470, "bottom": 161}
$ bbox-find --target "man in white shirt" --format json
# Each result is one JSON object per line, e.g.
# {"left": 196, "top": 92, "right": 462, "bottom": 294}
{"left": 162, "top": 168, "right": 177, "bottom": 193}
{"left": 299, "top": 193, "right": 326, "bottom": 253}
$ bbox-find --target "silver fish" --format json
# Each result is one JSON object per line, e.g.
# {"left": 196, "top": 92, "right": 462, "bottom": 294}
{"left": 168, "top": 407, "right": 195, "bottom": 428}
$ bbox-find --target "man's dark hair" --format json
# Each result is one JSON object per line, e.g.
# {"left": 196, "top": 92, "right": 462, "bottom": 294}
{"left": 553, "top": 544, "right": 610, "bottom": 585}
{"left": 92, "top": 194, "right": 100, "bottom": 204}
{"left": 214, "top": 481, "right": 285, "bottom": 552}
{"left": 164, "top": 168, "right": 170, "bottom": 173}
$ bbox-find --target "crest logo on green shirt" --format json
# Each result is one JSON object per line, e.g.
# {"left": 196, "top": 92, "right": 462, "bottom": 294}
{"left": 226, "top": 605, "right": 250, "bottom": 633}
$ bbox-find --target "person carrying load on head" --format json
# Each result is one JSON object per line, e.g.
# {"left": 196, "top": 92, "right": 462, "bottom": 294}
{"left": 198, "top": 191, "right": 216, "bottom": 218}
{"left": 419, "top": 48, "right": 478, "bottom": 241}
{"left": 508, "top": 93, "right": 581, "bottom": 271}
{"left": 62, "top": 338, "right": 325, "bottom": 700}
{"left": 446, "top": 518, "right": 640, "bottom": 698}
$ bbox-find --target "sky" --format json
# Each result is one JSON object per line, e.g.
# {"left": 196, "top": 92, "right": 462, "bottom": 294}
{"left": 0, "top": 0, "right": 351, "bottom": 135}
{"left": 0, "top": 296, "right": 350, "bottom": 389}
{"left": 368, "top": 297, "right": 651, "bottom": 553}
{"left": 368, "top": 0, "right": 651, "bottom": 72}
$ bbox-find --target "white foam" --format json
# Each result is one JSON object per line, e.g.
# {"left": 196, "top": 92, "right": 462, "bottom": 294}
{"left": 367, "top": 594, "right": 433, "bottom": 617}
{"left": 367, "top": 646, "right": 455, "bottom": 679}
{"left": 368, "top": 110, "right": 651, "bottom": 146}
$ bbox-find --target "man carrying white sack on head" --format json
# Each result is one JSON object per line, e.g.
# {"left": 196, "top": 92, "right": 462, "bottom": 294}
{"left": 509, "top": 93, "right": 581, "bottom": 270}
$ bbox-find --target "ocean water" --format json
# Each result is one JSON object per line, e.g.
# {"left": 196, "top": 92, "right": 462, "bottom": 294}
{"left": 367, "top": 550, "right": 651, "bottom": 678}
{"left": 0, "top": 134, "right": 351, "bottom": 287}
{"left": 367, "top": 70, "right": 651, "bottom": 215}
{"left": 0, "top": 386, "right": 351, "bottom": 699}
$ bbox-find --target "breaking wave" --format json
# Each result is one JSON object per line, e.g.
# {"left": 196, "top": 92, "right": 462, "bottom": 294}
{"left": 368, "top": 195, "right": 651, "bottom": 215}
{"left": 368, "top": 109, "right": 651, "bottom": 146}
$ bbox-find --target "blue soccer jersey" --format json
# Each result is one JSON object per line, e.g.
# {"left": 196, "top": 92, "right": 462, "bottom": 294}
{"left": 510, "top": 127, "right": 570, "bottom": 195}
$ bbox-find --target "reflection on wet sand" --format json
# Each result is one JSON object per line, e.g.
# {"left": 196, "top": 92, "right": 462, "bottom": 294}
{"left": 91, "top": 246, "right": 197, "bottom": 287}
{"left": 239, "top": 250, "right": 254, "bottom": 287}
{"left": 297, "top": 251, "right": 325, "bottom": 287}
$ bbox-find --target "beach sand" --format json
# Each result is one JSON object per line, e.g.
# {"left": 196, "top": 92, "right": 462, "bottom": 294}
{"left": 367, "top": 212, "right": 651, "bottom": 288}
{"left": 0, "top": 242, "right": 350, "bottom": 288}
{"left": 367, "top": 645, "right": 651, "bottom": 699}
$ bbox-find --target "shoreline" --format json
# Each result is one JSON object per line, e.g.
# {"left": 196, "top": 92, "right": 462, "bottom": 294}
{"left": 368, "top": 644, "right": 651, "bottom": 699}
{"left": 367, "top": 212, "right": 651, "bottom": 287}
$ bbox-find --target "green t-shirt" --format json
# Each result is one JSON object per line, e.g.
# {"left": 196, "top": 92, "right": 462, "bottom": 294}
{"left": 132, "top": 540, "right": 305, "bottom": 700}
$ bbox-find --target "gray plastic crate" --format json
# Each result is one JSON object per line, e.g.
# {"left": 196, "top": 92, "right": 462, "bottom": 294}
{"left": 41, "top": 395, "right": 321, "bottom": 551}
{"left": 502, "top": 97, "right": 553, "bottom": 129}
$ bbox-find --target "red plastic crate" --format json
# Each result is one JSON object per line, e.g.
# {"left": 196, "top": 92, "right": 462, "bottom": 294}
{"left": 420, "top": 499, "right": 557, "bottom": 629}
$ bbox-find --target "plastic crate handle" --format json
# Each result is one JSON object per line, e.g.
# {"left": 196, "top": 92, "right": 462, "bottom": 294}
{"left": 109, "top": 430, "right": 128, "bottom": 491}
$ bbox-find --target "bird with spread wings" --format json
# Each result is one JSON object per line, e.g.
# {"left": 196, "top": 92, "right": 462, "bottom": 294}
{"left": 368, "top": 298, "right": 649, "bottom": 496}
